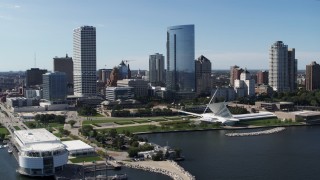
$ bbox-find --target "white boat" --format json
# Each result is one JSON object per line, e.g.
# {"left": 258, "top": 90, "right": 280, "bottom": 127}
{"left": 0, "top": 145, "right": 3, "bottom": 148}
{"left": 3, "top": 144, "right": 8, "bottom": 147}
{"left": 8, "top": 149, "right": 13, "bottom": 153}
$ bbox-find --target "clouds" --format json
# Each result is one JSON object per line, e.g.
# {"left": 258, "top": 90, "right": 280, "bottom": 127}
{"left": 0, "top": 3, "right": 21, "bottom": 9}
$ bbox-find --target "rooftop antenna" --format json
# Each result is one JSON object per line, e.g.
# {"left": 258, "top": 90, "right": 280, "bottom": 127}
{"left": 34, "top": 52, "right": 37, "bottom": 68}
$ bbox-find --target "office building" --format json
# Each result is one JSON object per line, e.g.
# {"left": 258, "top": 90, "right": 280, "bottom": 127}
{"left": 195, "top": 55, "right": 212, "bottom": 95}
{"left": 105, "top": 86, "right": 134, "bottom": 101}
{"left": 149, "top": 53, "right": 165, "bottom": 86}
{"left": 269, "top": 41, "right": 297, "bottom": 92}
{"left": 234, "top": 69, "right": 255, "bottom": 97}
{"left": 42, "top": 72, "right": 67, "bottom": 102}
{"left": 53, "top": 54, "right": 73, "bottom": 84}
{"left": 256, "top": 71, "right": 269, "bottom": 85}
{"left": 306, "top": 61, "right": 320, "bottom": 91}
{"left": 117, "top": 79, "right": 148, "bottom": 98}
{"left": 166, "top": 24, "right": 195, "bottom": 99}
{"left": 26, "top": 68, "right": 47, "bottom": 87}
{"left": 230, "top": 65, "right": 243, "bottom": 87}
{"left": 73, "top": 26, "right": 96, "bottom": 97}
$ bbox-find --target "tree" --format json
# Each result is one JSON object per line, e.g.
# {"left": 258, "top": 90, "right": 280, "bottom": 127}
{"left": 108, "top": 129, "right": 118, "bottom": 138}
{"left": 81, "top": 125, "right": 94, "bottom": 136}
{"left": 152, "top": 150, "right": 164, "bottom": 161}
{"left": 68, "top": 120, "right": 76, "bottom": 128}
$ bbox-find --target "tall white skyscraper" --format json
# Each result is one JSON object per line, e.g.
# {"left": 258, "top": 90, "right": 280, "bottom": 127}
{"left": 73, "top": 26, "right": 96, "bottom": 97}
{"left": 149, "top": 53, "right": 165, "bottom": 86}
{"left": 269, "top": 41, "right": 297, "bottom": 92}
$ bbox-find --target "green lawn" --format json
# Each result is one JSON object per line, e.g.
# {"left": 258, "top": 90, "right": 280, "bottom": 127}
{"left": 132, "top": 119, "right": 151, "bottom": 123}
{"left": 237, "top": 118, "right": 301, "bottom": 126}
{"left": 69, "top": 156, "right": 103, "bottom": 163}
{"left": 106, "top": 125, "right": 156, "bottom": 134}
{"left": 0, "top": 127, "right": 9, "bottom": 135}
{"left": 13, "top": 126, "right": 20, "bottom": 130}
{"left": 114, "top": 121, "right": 135, "bottom": 125}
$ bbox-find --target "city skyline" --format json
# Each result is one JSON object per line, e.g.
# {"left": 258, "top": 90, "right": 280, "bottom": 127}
{"left": 0, "top": 0, "right": 319, "bottom": 71}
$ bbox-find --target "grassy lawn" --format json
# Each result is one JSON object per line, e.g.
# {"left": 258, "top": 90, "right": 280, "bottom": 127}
{"left": 114, "top": 121, "right": 135, "bottom": 125}
{"left": 60, "top": 137, "right": 73, "bottom": 141}
{"left": 0, "top": 127, "right": 9, "bottom": 135}
{"left": 237, "top": 118, "right": 301, "bottom": 126}
{"left": 132, "top": 119, "right": 151, "bottom": 123}
{"left": 107, "top": 125, "right": 156, "bottom": 134}
{"left": 13, "top": 126, "right": 20, "bottom": 130}
{"left": 69, "top": 156, "right": 103, "bottom": 163}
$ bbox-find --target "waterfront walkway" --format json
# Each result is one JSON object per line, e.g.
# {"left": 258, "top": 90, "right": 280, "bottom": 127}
{"left": 121, "top": 160, "right": 195, "bottom": 180}
{"left": 225, "top": 127, "right": 286, "bottom": 137}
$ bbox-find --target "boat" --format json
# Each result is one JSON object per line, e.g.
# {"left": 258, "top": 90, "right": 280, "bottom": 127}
{"left": 8, "top": 148, "right": 13, "bottom": 153}
{"left": 0, "top": 145, "right": 3, "bottom": 149}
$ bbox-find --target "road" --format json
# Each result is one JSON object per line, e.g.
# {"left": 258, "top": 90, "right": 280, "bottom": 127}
{"left": 0, "top": 103, "right": 28, "bottom": 135}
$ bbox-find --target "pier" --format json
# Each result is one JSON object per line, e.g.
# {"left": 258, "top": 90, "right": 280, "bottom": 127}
{"left": 225, "top": 127, "right": 286, "bottom": 137}
{"left": 121, "top": 160, "right": 195, "bottom": 180}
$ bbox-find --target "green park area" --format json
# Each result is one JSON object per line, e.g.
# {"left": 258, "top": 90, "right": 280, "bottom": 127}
{"left": 0, "top": 127, "right": 9, "bottom": 135}
{"left": 236, "top": 118, "right": 302, "bottom": 126}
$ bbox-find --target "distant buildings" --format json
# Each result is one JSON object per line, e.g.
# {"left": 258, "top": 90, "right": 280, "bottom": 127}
{"left": 195, "top": 55, "right": 212, "bottom": 95}
{"left": 256, "top": 70, "right": 268, "bottom": 85}
{"left": 306, "top": 61, "right": 320, "bottom": 91}
{"left": 117, "top": 79, "right": 148, "bottom": 98}
{"left": 42, "top": 72, "right": 67, "bottom": 102}
{"left": 269, "top": 41, "right": 297, "bottom": 92}
{"left": 26, "top": 68, "right": 47, "bottom": 87}
{"left": 234, "top": 69, "right": 255, "bottom": 97}
{"left": 166, "top": 24, "right": 195, "bottom": 99}
{"left": 73, "top": 26, "right": 96, "bottom": 97}
{"left": 53, "top": 54, "right": 73, "bottom": 84}
{"left": 149, "top": 53, "right": 165, "bottom": 86}
{"left": 230, "top": 65, "right": 243, "bottom": 87}
{"left": 118, "top": 61, "right": 131, "bottom": 80}
{"left": 105, "top": 86, "right": 134, "bottom": 101}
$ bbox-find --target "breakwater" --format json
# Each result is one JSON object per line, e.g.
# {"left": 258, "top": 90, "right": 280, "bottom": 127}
{"left": 122, "top": 160, "right": 195, "bottom": 180}
{"left": 225, "top": 127, "right": 286, "bottom": 137}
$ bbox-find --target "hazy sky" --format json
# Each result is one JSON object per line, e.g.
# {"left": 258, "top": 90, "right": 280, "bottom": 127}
{"left": 0, "top": 0, "right": 319, "bottom": 71}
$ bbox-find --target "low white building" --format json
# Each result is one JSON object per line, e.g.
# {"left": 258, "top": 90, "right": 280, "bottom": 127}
{"left": 62, "top": 140, "right": 95, "bottom": 157}
{"left": 13, "top": 128, "right": 68, "bottom": 176}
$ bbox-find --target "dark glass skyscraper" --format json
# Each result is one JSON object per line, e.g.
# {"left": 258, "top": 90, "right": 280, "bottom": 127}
{"left": 166, "top": 25, "right": 195, "bottom": 99}
{"left": 42, "top": 72, "right": 67, "bottom": 102}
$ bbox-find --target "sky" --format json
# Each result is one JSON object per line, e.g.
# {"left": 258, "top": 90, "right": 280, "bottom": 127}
{"left": 0, "top": 0, "right": 319, "bottom": 71}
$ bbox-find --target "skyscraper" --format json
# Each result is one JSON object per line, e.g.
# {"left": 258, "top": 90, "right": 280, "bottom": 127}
{"left": 53, "top": 54, "right": 73, "bottom": 84}
{"left": 306, "top": 61, "right": 320, "bottom": 91}
{"left": 269, "top": 41, "right": 297, "bottom": 92}
{"left": 195, "top": 55, "right": 212, "bottom": 95}
{"left": 256, "top": 70, "right": 269, "bottom": 85}
{"left": 73, "top": 26, "right": 96, "bottom": 97}
{"left": 166, "top": 24, "right": 195, "bottom": 99}
{"left": 42, "top": 72, "right": 67, "bottom": 102}
{"left": 26, "top": 68, "right": 48, "bottom": 87}
{"left": 230, "top": 65, "right": 244, "bottom": 87}
{"left": 149, "top": 53, "right": 165, "bottom": 86}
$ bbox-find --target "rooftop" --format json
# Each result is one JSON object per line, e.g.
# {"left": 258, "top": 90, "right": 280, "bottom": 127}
{"left": 62, "top": 140, "right": 93, "bottom": 152}
{"left": 14, "top": 128, "right": 60, "bottom": 145}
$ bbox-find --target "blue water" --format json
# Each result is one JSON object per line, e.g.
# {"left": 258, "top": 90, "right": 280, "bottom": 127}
{"left": 2, "top": 126, "right": 320, "bottom": 179}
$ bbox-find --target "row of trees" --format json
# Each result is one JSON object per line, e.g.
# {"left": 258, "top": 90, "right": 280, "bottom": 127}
{"left": 34, "top": 114, "right": 66, "bottom": 124}
{"left": 77, "top": 106, "right": 98, "bottom": 116}
{"left": 111, "top": 108, "right": 177, "bottom": 117}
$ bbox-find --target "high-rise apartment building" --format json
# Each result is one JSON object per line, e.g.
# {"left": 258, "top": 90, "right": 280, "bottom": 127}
{"left": 26, "top": 68, "right": 48, "bottom": 87}
{"left": 42, "top": 72, "right": 67, "bottom": 102}
{"left": 166, "top": 24, "right": 195, "bottom": 99}
{"left": 234, "top": 69, "right": 255, "bottom": 97}
{"left": 306, "top": 61, "right": 320, "bottom": 91}
{"left": 230, "top": 65, "right": 243, "bottom": 87}
{"left": 269, "top": 41, "right": 297, "bottom": 92}
{"left": 256, "top": 71, "right": 269, "bottom": 85}
{"left": 149, "top": 53, "right": 165, "bottom": 86}
{"left": 53, "top": 54, "right": 73, "bottom": 84}
{"left": 195, "top": 55, "right": 212, "bottom": 95}
{"left": 73, "top": 26, "right": 96, "bottom": 97}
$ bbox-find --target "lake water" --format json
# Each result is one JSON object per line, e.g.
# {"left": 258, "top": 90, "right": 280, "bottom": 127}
{"left": 2, "top": 126, "right": 320, "bottom": 179}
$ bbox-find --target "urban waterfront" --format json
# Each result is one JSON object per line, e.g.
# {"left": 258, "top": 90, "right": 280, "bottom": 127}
{"left": 2, "top": 126, "right": 320, "bottom": 179}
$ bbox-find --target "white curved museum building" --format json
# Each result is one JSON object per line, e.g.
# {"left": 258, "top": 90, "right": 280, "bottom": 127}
{"left": 13, "top": 128, "right": 68, "bottom": 176}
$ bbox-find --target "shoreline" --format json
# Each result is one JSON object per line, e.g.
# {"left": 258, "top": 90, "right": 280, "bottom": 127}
{"left": 134, "top": 123, "right": 316, "bottom": 135}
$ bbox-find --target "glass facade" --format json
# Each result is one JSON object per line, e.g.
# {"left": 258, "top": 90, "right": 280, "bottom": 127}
{"left": 166, "top": 25, "right": 195, "bottom": 98}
